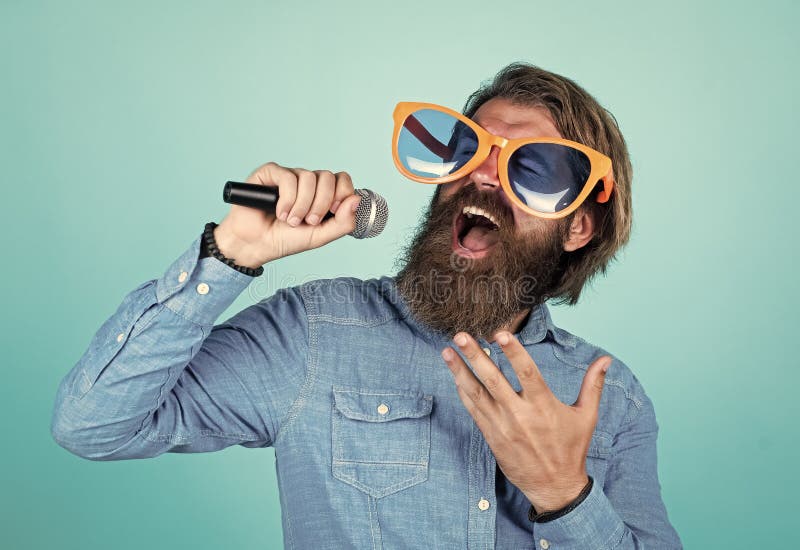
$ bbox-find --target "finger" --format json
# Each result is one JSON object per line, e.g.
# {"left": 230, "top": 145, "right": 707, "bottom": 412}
{"left": 330, "top": 171, "right": 355, "bottom": 213}
{"left": 248, "top": 162, "right": 296, "bottom": 222}
{"left": 307, "top": 192, "right": 360, "bottom": 244}
{"left": 305, "top": 170, "right": 336, "bottom": 225}
{"left": 494, "top": 331, "right": 551, "bottom": 401}
{"left": 574, "top": 355, "right": 612, "bottom": 413}
{"left": 441, "top": 346, "right": 498, "bottom": 417}
{"left": 453, "top": 381, "right": 495, "bottom": 435}
{"left": 452, "top": 332, "right": 518, "bottom": 403}
{"left": 286, "top": 169, "right": 317, "bottom": 226}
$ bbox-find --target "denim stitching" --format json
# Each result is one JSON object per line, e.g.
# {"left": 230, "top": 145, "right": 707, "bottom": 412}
{"left": 551, "top": 344, "right": 642, "bottom": 408}
{"left": 333, "top": 468, "right": 428, "bottom": 499}
{"left": 272, "top": 285, "right": 317, "bottom": 446}
{"left": 308, "top": 313, "right": 398, "bottom": 327}
{"left": 551, "top": 341, "right": 652, "bottom": 432}
{"left": 333, "top": 459, "right": 429, "bottom": 466}
{"left": 162, "top": 301, "right": 212, "bottom": 327}
{"left": 368, "top": 494, "right": 379, "bottom": 549}
{"left": 129, "top": 303, "right": 166, "bottom": 338}
{"left": 333, "top": 387, "right": 432, "bottom": 396}
{"left": 607, "top": 519, "right": 627, "bottom": 549}
{"left": 138, "top": 428, "right": 261, "bottom": 444}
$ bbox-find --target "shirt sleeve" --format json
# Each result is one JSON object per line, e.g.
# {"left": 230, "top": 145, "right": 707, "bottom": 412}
{"left": 50, "top": 233, "right": 309, "bottom": 460}
{"left": 531, "top": 387, "right": 683, "bottom": 549}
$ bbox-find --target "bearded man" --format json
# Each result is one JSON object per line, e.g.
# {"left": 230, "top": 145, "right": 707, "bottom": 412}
{"left": 52, "top": 63, "right": 683, "bottom": 549}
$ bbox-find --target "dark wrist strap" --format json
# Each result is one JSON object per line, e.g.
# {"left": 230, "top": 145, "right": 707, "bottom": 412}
{"left": 200, "top": 222, "right": 264, "bottom": 277}
{"left": 528, "top": 476, "right": 594, "bottom": 524}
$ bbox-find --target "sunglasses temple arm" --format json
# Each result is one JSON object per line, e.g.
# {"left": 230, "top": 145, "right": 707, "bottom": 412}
{"left": 595, "top": 177, "right": 614, "bottom": 203}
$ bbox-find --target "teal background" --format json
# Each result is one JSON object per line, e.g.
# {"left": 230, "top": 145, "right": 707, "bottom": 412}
{"left": 2, "top": 1, "right": 798, "bottom": 548}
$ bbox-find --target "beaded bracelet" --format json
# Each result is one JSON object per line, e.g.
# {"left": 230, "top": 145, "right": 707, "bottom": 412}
{"left": 201, "top": 222, "right": 264, "bottom": 277}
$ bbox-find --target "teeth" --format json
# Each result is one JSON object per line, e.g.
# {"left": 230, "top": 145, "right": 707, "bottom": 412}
{"left": 462, "top": 205, "right": 500, "bottom": 228}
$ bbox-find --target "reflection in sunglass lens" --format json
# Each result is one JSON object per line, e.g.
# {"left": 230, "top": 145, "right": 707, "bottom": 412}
{"left": 507, "top": 143, "right": 591, "bottom": 213}
{"left": 397, "top": 109, "right": 478, "bottom": 178}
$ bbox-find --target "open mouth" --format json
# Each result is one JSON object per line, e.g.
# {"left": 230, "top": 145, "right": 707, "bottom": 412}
{"left": 452, "top": 205, "right": 502, "bottom": 259}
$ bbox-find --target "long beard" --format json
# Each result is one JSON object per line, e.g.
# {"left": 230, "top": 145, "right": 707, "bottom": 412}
{"left": 395, "top": 186, "right": 568, "bottom": 340}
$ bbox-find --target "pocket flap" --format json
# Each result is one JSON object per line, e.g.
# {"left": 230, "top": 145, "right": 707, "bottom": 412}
{"left": 332, "top": 387, "right": 433, "bottom": 422}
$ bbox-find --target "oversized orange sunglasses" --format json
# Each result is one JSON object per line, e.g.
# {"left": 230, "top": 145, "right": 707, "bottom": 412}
{"left": 391, "top": 101, "right": 615, "bottom": 219}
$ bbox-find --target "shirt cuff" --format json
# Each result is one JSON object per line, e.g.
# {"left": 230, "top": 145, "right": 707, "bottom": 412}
{"left": 155, "top": 233, "right": 254, "bottom": 326}
{"left": 532, "top": 477, "right": 627, "bottom": 550}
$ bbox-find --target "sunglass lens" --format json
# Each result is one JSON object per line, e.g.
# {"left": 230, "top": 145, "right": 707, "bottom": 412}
{"left": 507, "top": 143, "right": 592, "bottom": 213}
{"left": 397, "top": 109, "right": 478, "bottom": 178}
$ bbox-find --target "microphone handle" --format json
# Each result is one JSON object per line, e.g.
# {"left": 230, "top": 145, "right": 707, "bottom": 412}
{"left": 223, "top": 181, "right": 335, "bottom": 221}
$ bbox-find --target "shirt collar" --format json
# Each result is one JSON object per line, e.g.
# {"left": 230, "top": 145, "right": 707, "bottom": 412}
{"left": 516, "top": 302, "right": 550, "bottom": 345}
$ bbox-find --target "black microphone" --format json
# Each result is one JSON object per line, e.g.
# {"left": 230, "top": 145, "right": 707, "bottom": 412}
{"left": 223, "top": 181, "right": 388, "bottom": 239}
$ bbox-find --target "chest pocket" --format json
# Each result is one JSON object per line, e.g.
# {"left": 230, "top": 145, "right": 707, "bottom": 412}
{"left": 331, "top": 386, "right": 433, "bottom": 499}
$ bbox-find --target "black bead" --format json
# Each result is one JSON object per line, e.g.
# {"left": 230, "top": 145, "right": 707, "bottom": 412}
{"left": 200, "top": 221, "right": 263, "bottom": 277}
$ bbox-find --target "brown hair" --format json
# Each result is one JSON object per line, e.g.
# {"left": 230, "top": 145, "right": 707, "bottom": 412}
{"left": 461, "top": 62, "right": 633, "bottom": 305}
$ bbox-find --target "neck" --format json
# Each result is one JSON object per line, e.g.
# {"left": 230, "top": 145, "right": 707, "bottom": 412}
{"left": 486, "top": 308, "right": 532, "bottom": 343}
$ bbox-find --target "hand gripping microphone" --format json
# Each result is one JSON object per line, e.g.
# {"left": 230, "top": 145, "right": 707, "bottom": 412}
{"left": 223, "top": 181, "right": 388, "bottom": 239}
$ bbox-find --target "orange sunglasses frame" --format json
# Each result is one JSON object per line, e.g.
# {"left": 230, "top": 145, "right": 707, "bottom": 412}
{"left": 391, "top": 101, "right": 615, "bottom": 219}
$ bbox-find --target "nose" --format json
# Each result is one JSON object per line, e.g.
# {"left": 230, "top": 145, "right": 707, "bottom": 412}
{"left": 469, "top": 146, "right": 502, "bottom": 191}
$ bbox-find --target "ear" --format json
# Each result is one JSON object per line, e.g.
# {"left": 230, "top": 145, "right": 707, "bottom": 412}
{"left": 563, "top": 208, "right": 596, "bottom": 252}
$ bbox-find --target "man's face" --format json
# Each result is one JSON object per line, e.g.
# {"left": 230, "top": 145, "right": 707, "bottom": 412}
{"left": 396, "top": 97, "right": 573, "bottom": 340}
{"left": 438, "top": 96, "right": 566, "bottom": 249}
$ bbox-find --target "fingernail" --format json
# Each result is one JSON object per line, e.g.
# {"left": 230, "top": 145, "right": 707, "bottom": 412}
{"left": 602, "top": 357, "right": 611, "bottom": 373}
{"left": 288, "top": 216, "right": 301, "bottom": 226}
{"left": 441, "top": 348, "right": 453, "bottom": 361}
{"left": 278, "top": 211, "right": 288, "bottom": 221}
{"left": 331, "top": 200, "right": 341, "bottom": 213}
{"left": 496, "top": 332, "right": 510, "bottom": 345}
{"left": 306, "top": 214, "right": 320, "bottom": 225}
{"left": 454, "top": 333, "right": 467, "bottom": 346}
{"left": 351, "top": 196, "right": 361, "bottom": 212}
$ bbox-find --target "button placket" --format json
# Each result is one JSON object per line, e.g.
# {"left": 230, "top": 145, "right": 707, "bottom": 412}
{"left": 467, "top": 421, "right": 497, "bottom": 548}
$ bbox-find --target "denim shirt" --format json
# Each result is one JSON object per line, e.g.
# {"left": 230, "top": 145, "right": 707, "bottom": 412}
{"left": 51, "top": 234, "right": 682, "bottom": 550}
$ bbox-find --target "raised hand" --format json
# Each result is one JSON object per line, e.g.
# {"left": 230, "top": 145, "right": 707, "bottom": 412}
{"left": 441, "top": 330, "right": 611, "bottom": 512}
{"left": 214, "top": 162, "right": 363, "bottom": 267}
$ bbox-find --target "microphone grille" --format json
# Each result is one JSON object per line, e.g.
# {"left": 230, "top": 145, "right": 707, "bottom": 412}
{"left": 351, "top": 189, "right": 388, "bottom": 239}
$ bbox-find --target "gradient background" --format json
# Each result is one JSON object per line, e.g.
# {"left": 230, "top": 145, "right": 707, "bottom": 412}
{"left": 2, "top": 1, "right": 797, "bottom": 548}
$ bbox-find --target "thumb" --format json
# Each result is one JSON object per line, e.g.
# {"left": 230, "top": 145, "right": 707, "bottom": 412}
{"left": 574, "top": 355, "right": 612, "bottom": 412}
{"left": 312, "top": 192, "right": 361, "bottom": 244}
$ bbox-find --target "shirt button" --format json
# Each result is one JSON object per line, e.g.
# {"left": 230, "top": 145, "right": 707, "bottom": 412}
{"left": 178, "top": 271, "right": 188, "bottom": 283}
{"left": 477, "top": 499, "right": 490, "bottom": 511}
{"left": 196, "top": 283, "right": 209, "bottom": 295}
{"left": 116, "top": 332, "right": 124, "bottom": 343}
{"left": 539, "top": 539, "right": 550, "bottom": 549}
{"left": 377, "top": 403, "right": 389, "bottom": 415}
{"left": 482, "top": 347, "right": 491, "bottom": 356}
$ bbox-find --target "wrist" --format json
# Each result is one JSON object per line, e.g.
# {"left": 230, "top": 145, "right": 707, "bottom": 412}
{"left": 527, "top": 476, "right": 594, "bottom": 524}
{"left": 524, "top": 475, "right": 590, "bottom": 513}
{"left": 213, "top": 223, "right": 266, "bottom": 269}
{"left": 200, "top": 222, "right": 264, "bottom": 277}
